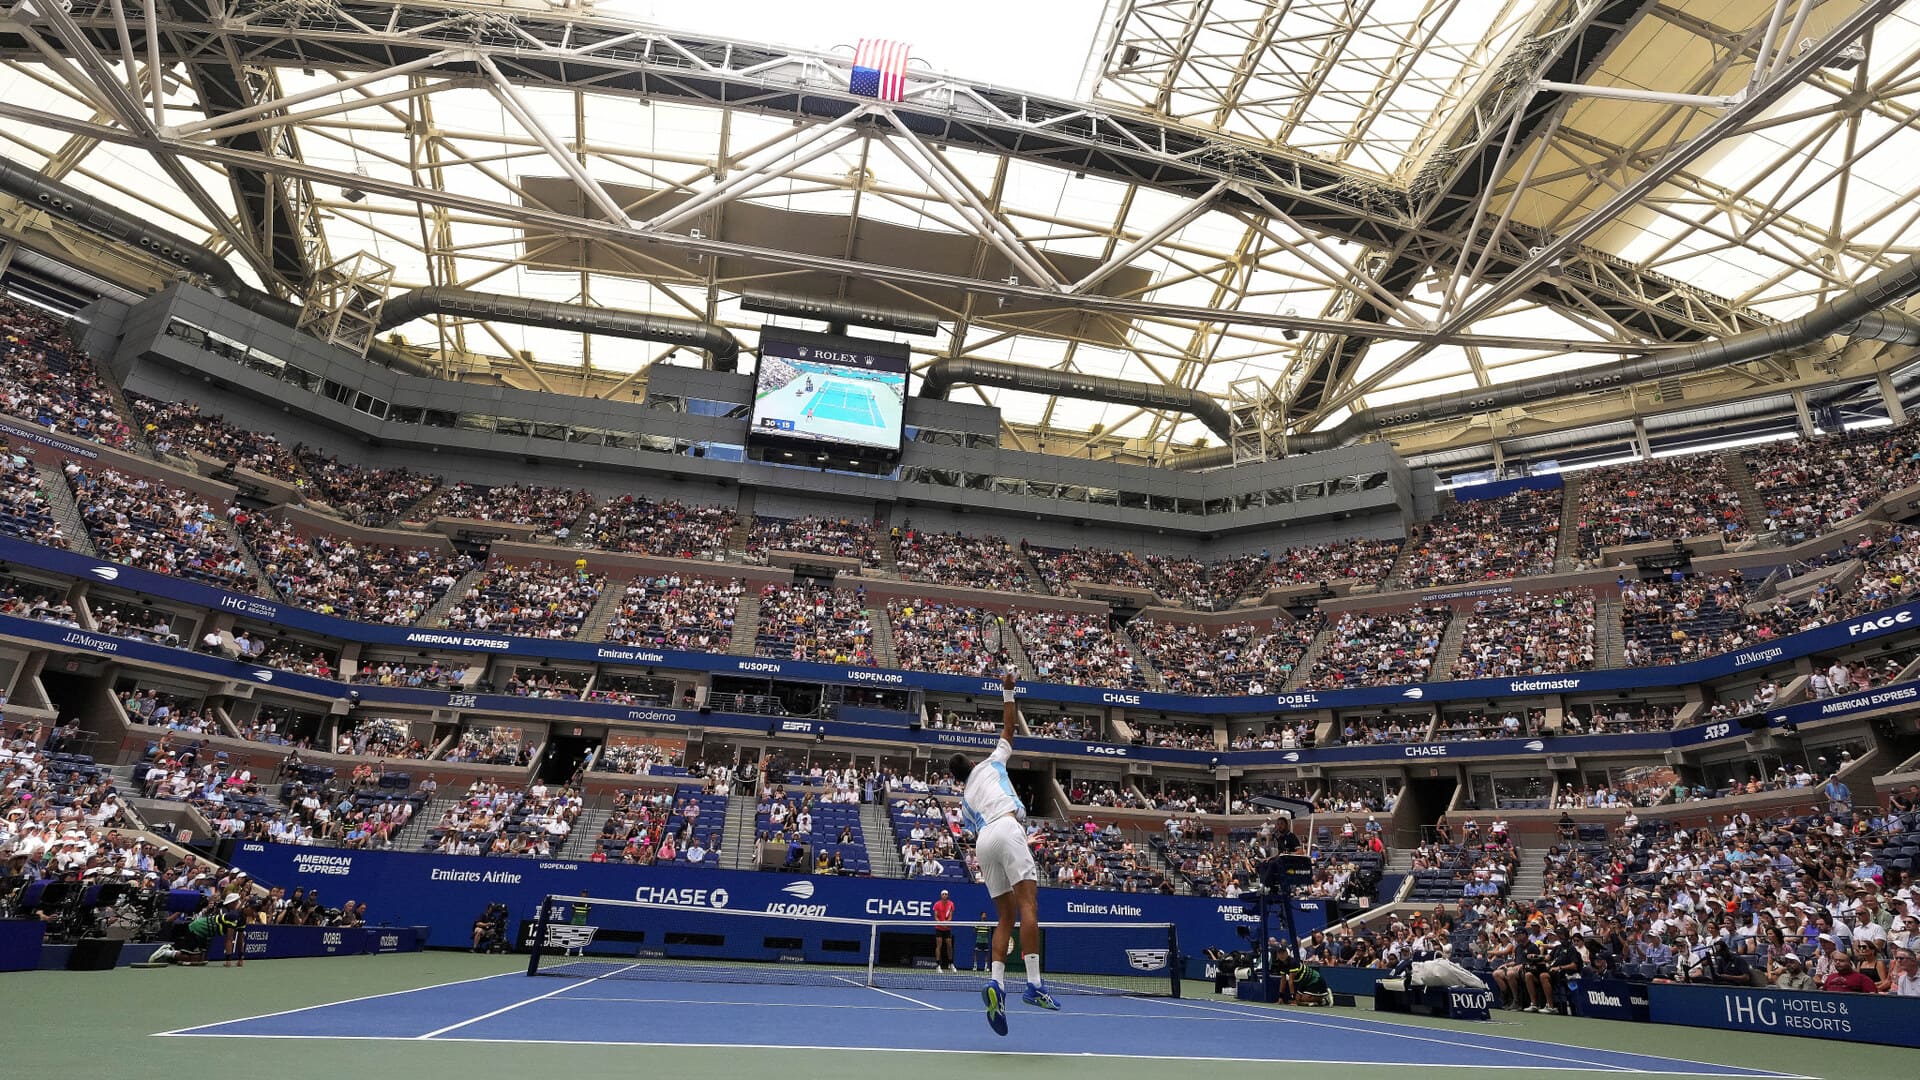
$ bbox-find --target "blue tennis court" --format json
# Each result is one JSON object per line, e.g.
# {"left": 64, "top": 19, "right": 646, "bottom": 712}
{"left": 803, "top": 380, "right": 884, "bottom": 427}
{"left": 155, "top": 970, "right": 1804, "bottom": 1076}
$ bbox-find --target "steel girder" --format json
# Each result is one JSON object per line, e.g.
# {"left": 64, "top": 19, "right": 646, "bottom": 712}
{"left": 0, "top": 0, "right": 1765, "bottom": 356}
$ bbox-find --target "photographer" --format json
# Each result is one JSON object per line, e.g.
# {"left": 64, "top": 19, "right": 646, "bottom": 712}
{"left": 471, "top": 902, "right": 509, "bottom": 953}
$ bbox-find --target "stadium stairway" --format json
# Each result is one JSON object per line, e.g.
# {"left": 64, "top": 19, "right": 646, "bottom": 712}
{"left": 1280, "top": 623, "right": 1337, "bottom": 691}
{"left": 1428, "top": 616, "right": 1470, "bottom": 681}
{"left": 1012, "top": 543, "right": 1048, "bottom": 589}
{"left": 218, "top": 513, "right": 275, "bottom": 595}
{"left": 417, "top": 563, "right": 490, "bottom": 627}
{"left": 1113, "top": 620, "right": 1166, "bottom": 691}
{"left": 565, "top": 802, "right": 616, "bottom": 860}
{"left": 36, "top": 461, "right": 97, "bottom": 556}
{"left": 723, "top": 795, "right": 758, "bottom": 870}
{"left": 1556, "top": 474, "right": 1584, "bottom": 569}
{"left": 729, "top": 599, "right": 762, "bottom": 654}
{"left": 859, "top": 800, "right": 906, "bottom": 878}
{"left": 1720, "top": 449, "right": 1771, "bottom": 535}
{"left": 394, "top": 482, "right": 446, "bottom": 527}
{"left": 1384, "top": 526, "right": 1425, "bottom": 589}
{"left": 576, "top": 575, "right": 636, "bottom": 642}
{"left": 1506, "top": 848, "right": 1544, "bottom": 900}
{"left": 1594, "top": 592, "right": 1626, "bottom": 668}
{"left": 868, "top": 601, "right": 900, "bottom": 670}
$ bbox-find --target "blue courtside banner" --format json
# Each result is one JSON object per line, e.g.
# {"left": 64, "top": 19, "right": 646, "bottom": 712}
{"left": 227, "top": 842, "right": 1264, "bottom": 956}
{"left": 1568, "top": 977, "right": 1648, "bottom": 1022}
{"left": 1647, "top": 982, "right": 1920, "bottom": 1048}
{"left": 206, "top": 923, "right": 424, "bottom": 962}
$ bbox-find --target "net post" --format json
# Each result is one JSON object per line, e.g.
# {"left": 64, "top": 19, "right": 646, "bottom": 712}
{"left": 526, "top": 893, "right": 553, "bottom": 976}
{"left": 1167, "top": 923, "right": 1181, "bottom": 999}
{"left": 866, "top": 921, "right": 879, "bottom": 987}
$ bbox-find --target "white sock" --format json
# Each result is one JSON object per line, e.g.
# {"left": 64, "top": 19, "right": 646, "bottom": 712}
{"left": 991, "top": 960, "right": 1005, "bottom": 986}
{"left": 1024, "top": 954, "right": 1043, "bottom": 987}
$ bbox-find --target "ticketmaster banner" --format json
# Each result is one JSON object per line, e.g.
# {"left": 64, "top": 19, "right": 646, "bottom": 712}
{"left": 228, "top": 842, "right": 1269, "bottom": 956}
{"left": 1648, "top": 983, "right": 1920, "bottom": 1049}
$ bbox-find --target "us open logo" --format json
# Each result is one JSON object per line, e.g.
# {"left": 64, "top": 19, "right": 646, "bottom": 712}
{"left": 781, "top": 881, "right": 816, "bottom": 900}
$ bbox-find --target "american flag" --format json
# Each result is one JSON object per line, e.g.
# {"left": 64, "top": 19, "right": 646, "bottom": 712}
{"left": 850, "top": 38, "right": 911, "bottom": 102}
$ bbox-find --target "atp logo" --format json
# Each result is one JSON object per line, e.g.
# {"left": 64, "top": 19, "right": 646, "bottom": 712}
{"left": 781, "top": 881, "right": 816, "bottom": 900}
{"left": 1401, "top": 687, "right": 1425, "bottom": 700}
{"left": 88, "top": 566, "right": 120, "bottom": 581}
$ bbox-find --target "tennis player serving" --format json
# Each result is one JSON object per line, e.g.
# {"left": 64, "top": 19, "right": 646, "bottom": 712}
{"left": 949, "top": 668, "right": 1058, "bottom": 1035}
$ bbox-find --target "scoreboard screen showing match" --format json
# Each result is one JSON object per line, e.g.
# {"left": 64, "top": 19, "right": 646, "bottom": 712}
{"left": 751, "top": 328, "right": 910, "bottom": 453}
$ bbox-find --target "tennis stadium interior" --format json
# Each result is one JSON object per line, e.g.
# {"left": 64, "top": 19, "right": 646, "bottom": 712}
{"left": 4, "top": 0, "right": 1920, "bottom": 1076}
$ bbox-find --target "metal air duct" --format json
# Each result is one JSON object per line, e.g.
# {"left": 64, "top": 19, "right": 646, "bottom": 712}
{"left": 918, "top": 355, "right": 1234, "bottom": 441}
{"left": 376, "top": 287, "right": 741, "bottom": 372}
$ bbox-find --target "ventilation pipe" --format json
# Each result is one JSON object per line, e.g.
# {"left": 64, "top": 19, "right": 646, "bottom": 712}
{"left": 919, "top": 356, "right": 1234, "bottom": 441}
{"left": 1169, "top": 253, "right": 1920, "bottom": 468}
{"left": 376, "top": 287, "right": 741, "bottom": 372}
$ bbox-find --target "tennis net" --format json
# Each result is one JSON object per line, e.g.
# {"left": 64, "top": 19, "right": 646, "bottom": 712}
{"left": 525, "top": 895, "right": 1180, "bottom": 997}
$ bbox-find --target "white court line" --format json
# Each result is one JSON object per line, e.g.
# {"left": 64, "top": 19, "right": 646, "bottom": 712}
{"left": 413, "top": 962, "right": 644, "bottom": 1039}
{"left": 1149, "top": 998, "right": 1812, "bottom": 1080}
{"left": 831, "top": 975, "right": 942, "bottom": 1011}
{"left": 144, "top": 1034, "right": 1801, "bottom": 1076}
{"left": 152, "top": 969, "right": 524, "bottom": 1036}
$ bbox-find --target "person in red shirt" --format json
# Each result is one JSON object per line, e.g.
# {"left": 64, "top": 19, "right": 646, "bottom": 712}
{"left": 1821, "top": 954, "right": 1879, "bottom": 994}
{"left": 933, "top": 889, "right": 957, "bottom": 974}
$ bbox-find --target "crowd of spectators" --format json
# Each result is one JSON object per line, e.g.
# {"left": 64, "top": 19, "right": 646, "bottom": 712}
{"left": 890, "top": 527, "right": 1033, "bottom": 591}
{"left": 66, "top": 465, "right": 255, "bottom": 591}
{"left": 596, "top": 787, "right": 719, "bottom": 865}
{"left": 1337, "top": 714, "right": 1428, "bottom": 745}
{"left": 85, "top": 599, "right": 172, "bottom": 642}
{"left": 1128, "top": 721, "right": 1218, "bottom": 751}
{"left": 1400, "top": 488, "right": 1562, "bottom": 588}
{"left": 575, "top": 496, "right": 737, "bottom": 561}
{"left": 1228, "top": 722, "right": 1315, "bottom": 751}
{"left": 0, "top": 297, "right": 138, "bottom": 449}
{"left": 1808, "top": 654, "right": 1909, "bottom": 699}
{"left": 118, "top": 688, "right": 218, "bottom": 734}
{"left": 0, "top": 578, "right": 78, "bottom": 627}
{"left": 1301, "top": 605, "right": 1453, "bottom": 690}
{"left": 423, "top": 482, "right": 594, "bottom": 535}
{"left": 1026, "top": 543, "right": 1162, "bottom": 599}
{"left": 350, "top": 659, "right": 465, "bottom": 691}
{"left": 593, "top": 742, "right": 684, "bottom": 775}
{"left": 294, "top": 448, "right": 439, "bottom": 528}
{"left": 238, "top": 512, "right": 472, "bottom": 625}
{"left": 129, "top": 395, "right": 307, "bottom": 483}
{"left": 502, "top": 667, "right": 586, "bottom": 700}
{"left": 601, "top": 573, "right": 741, "bottom": 652}
{"left": 444, "top": 728, "right": 531, "bottom": 767}
{"left": 1012, "top": 609, "right": 1147, "bottom": 689}
{"left": 1449, "top": 589, "right": 1596, "bottom": 680}
{"left": 1128, "top": 614, "right": 1323, "bottom": 695}
{"left": 1267, "top": 537, "right": 1403, "bottom": 588}
{"left": 334, "top": 717, "right": 428, "bottom": 759}
{"left": 440, "top": 560, "right": 605, "bottom": 640}
{"left": 1562, "top": 701, "right": 1683, "bottom": 735}
{"left": 425, "top": 780, "right": 581, "bottom": 857}
{"left": 746, "top": 515, "right": 880, "bottom": 569}
{"left": 1145, "top": 552, "right": 1269, "bottom": 610}
{"left": 0, "top": 442, "right": 65, "bottom": 548}
{"left": 1745, "top": 422, "right": 1920, "bottom": 536}
{"left": 754, "top": 584, "right": 874, "bottom": 665}
{"left": 1031, "top": 819, "right": 1168, "bottom": 892}
{"left": 886, "top": 600, "right": 1013, "bottom": 676}
{"left": 1574, "top": 458, "right": 1747, "bottom": 556}
{"left": 1435, "top": 708, "right": 1541, "bottom": 742}
{"left": 1462, "top": 800, "right": 1920, "bottom": 1003}
{"left": 1024, "top": 710, "right": 1096, "bottom": 741}
{"left": 1620, "top": 572, "right": 1788, "bottom": 667}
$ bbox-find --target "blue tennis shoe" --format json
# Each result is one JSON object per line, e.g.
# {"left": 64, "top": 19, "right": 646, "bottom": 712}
{"left": 1022, "top": 981, "right": 1061, "bottom": 1010}
{"left": 982, "top": 979, "right": 1009, "bottom": 1035}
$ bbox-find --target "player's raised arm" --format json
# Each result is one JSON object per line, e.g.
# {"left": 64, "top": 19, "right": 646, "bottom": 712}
{"left": 1000, "top": 668, "right": 1019, "bottom": 743}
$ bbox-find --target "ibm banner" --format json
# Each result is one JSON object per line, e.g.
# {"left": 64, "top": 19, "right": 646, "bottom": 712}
{"left": 1648, "top": 983, "right": 1920, "bottom": 1049}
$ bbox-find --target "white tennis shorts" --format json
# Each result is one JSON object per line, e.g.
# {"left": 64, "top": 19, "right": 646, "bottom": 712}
{"left": 976, "top": 814, "right": 1037, "bottom": 898}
